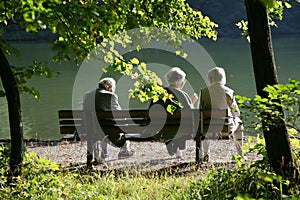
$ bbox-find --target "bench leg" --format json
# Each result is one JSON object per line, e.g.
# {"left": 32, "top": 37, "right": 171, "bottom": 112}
{"left": 195, "top": 134, "right": 202, "bottom": 163}
{"left": 87, "top": 137, "right": 94, "bottom": 167}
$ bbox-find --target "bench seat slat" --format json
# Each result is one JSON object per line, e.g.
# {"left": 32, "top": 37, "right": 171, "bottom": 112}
{"left": 58, "top": 109, "right": 229, "bottom": 138}
{"left": 97, "top": 120, "right": 193, "bottom": 126}
{"left": 59, "top": 119, "right": 84, "bottom": 125}
{"left": 95, "top": 110, "right": 193, "bottom": 119}
{"left": 60, "top": 126, "right": 78, "bottom": 134}
{"left": 58, "top": 110, "right": 84, "bottom": 118}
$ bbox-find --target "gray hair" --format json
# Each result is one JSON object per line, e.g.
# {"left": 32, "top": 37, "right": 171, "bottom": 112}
{"left": 165, "top": 67, "right": 186, "bottom": 87}
{"left": 207, "top": 67, "right": 226, "bottom": 85}
{"left": 98, "top": 77, "right": 116, "bottom": 92}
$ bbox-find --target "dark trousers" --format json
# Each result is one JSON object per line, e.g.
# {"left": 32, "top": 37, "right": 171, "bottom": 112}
{"left": 165, "top": 137, "right": 187, "bottom": 156}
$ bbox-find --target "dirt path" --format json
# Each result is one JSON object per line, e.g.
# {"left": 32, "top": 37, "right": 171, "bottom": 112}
{"left": 26, "top": 138, "right": 261, "bottom": 171}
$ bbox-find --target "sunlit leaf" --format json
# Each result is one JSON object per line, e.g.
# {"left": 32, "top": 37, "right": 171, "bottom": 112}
{"left": 284, "top": 2, "right": 292, "bottom": 9}
{"left": 130, "top": 57, "right": 139, "bottom": 65}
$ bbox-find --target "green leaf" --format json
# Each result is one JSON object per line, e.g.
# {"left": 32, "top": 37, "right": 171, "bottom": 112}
{"left": 166, "top": 104, "right": 176, "bottom": 114}
{"left": 261, "top": 0, "right": 275, "bottom": 8}
{"left": 284, "top": 2, "right": 292, "bottom": 9}
{"left": 130, "top": 57, "right": 139, "bottom": 65}
{"left": 23, "top": 11, "right": 35, "bottom": 22}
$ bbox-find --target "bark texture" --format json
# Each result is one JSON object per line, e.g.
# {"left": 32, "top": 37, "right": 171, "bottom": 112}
{"left": 244, "top": 0, "right": 295, "bottom": 177}
{"left": 0, "top": 49, "right": 24, "bottom": 181}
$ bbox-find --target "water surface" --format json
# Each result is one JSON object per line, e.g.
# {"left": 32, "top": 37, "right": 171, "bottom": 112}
{"left": 0, "top": 37, "right": 299, "bottom": 139}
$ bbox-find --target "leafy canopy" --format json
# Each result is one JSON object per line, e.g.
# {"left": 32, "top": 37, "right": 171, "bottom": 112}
{"left": 0, "top": 0, "right": 218, "bottom": 104}
{"left": 236, "top": 0, "right": 293, "bottom": 42}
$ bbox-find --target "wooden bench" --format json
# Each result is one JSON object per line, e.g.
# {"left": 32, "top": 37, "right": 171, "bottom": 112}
{"left": 58, "top": 109, "right": 229, "bottom": 164}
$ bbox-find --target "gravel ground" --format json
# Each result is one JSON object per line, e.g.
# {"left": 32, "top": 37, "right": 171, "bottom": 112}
{"left": 26, "top": 137, "right": 262, "bottom": 171}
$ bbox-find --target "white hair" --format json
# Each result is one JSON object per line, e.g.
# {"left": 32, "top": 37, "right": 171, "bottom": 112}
{"left": 207, "top": 67, "right": 226, "bottom": 86}
{"left": 165, "top": 67, "right": 186, "bottom": 87}
{"left": 98, "top": 77, "right": 116, "bottom": 92}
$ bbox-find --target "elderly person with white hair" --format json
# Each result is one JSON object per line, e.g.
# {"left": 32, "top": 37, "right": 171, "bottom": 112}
{"left": 199, "top": 67, "right": 244, "bottom": 162}
{"left": 150, "top": 67, "right": 198, "bottom": 158}
{"left": 83, "top": 77, "right": 135, "bottom": 164}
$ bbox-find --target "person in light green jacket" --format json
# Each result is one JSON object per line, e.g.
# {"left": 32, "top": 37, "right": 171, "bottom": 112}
{"left": 200, "top": 67, "right": 244, "bottom": 162}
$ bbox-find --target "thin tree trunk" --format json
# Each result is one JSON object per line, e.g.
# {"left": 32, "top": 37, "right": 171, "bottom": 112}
{"left": 244, "top": 0, "right": 295, "bottom": 177}
{"left": 0, "top": 48, "right": 24, "bottom": 182}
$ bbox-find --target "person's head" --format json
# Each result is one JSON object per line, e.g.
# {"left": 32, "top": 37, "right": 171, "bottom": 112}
{"left": 207, "top": 67, "right": 226, "bottom": 86}
{"left": 165, "top": 67, "right": 186, "bottom": 89}
{"left": 98, "top": 77, "right": 116, "bottom": 93}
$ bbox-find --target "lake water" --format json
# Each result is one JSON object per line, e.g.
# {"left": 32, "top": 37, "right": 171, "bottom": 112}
{"left": 0, "top": 37, "right": 299, "bottom": 140}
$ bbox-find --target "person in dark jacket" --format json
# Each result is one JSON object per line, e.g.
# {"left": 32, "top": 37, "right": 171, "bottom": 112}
{"left": 150, "top": 67, "right": 198, "bottom": 158}
{"left": 83, "top": 77, "right": 134, "bottom": 163}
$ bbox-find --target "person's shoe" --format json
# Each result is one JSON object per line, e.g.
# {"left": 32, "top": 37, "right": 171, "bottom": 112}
{"left": 118, "top": 150, "right": 135, "bottom": 159}
{"left": 203, "top": 154, "right": 209, "bottom": 162}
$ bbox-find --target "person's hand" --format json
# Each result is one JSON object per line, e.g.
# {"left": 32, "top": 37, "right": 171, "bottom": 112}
{"left": 190, "top": 93, "right": 198, "bottom": 104}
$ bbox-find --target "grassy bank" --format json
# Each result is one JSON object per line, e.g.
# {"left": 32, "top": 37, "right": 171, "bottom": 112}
{"left": 1, "top": 135, "right": 299, "bottom": 199}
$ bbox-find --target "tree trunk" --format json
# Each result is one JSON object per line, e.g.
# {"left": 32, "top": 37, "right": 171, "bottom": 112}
{"left": 244, "top": 0, "right": 295, "bottom": 177}
{"left": 0, "top": 49, "right": 24, "bottom": 182}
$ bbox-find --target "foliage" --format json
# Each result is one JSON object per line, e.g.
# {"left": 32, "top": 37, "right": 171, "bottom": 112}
{"left": 189, "top": 78, "right": 300, "bottom": 199}
{"left": 1, "top": 136, "right": 299, "bottom": 199}
{"left": 0, "top": 145, "right": 10, "bottom": 188}
{"left": 0, "top": 0, "right": 218, "bottom": 103}
{"left": 189, "top": 139, "right": 300, "bottom": 199}
{"left": 237, "top": 79, "right": 300, "bottom": 141}
{"left": 237, "top": 79, "right": 300, "bottom": 180}
{"left": 0, "top": 39, "right": 58, "bottom": 98}
{"left": 236, "top": 0, "right": 293, "bottom": 41}
{"left": 11, "top": 61, "right": 59, "bottom": 99}
{"left": 0, "top": 145, "right": 195, "bottom": 199}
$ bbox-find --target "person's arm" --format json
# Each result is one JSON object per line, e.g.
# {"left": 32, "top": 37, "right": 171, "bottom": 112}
{"left": 111, "top": 93, "right": 121, "bottom": 110}
{"left": 227, "top": 95, "right": 240, "bottom": 117}
{"left": 181, "top": 90, "right": 195, "bottom": 109}
{"left": 190, "top": 93, "right": 198, "bottom": 105}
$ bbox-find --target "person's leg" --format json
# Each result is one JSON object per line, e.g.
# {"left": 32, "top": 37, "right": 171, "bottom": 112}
{"left": 94, "top": 140, "right": 103, "bottom": 163}
{"left": 202, "top": 138, "right": 210, "bottom": 161}
{"left": 165, "top": 140, "right": 175, "bottom": 156}
{"left": 176, "top": 137, "right": 186, "bottom": 151}
{"left": 100, "top": 140, "right": 108, "bottom": 159}
{"left": 233, "top": 126, "right": 244, "bottom": 156}
{"left": 165, "top": 137, "right": 186, "bottom": 157}
{"left": 118, "top": 141, "right": 135, "bottom": 158}
{"left": 120, "top": 140, "right": 130, "bottom": 152}
{"left": 173, "top": 137, "right": 186, "bottom": 158}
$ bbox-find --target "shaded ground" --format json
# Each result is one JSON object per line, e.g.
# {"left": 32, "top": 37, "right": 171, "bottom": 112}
{"left": 26, "top": 138, "right": 262, "bottom": 172}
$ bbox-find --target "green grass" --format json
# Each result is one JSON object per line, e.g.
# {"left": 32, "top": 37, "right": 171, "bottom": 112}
{"left": 1, "top": 137, "right": 299, "bottom": 200}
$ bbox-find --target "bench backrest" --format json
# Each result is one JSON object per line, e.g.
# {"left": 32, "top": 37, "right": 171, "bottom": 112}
{"left": 200, "top": 109, "right": 229, "bottom": 133}
{"left": 58, "top": 109, "right": 229, "bottom": 142}
{"left": 86, "top": 109, "right": 195, "bottom": 145}
{"left": 58, "top": 110, "right": 86, "bottom": 139}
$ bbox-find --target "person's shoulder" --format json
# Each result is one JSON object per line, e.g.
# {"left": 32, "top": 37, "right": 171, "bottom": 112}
{"left": 97, "top": 89, "right": 118, "bottom": 98}
{"left": 84, "top": 89, "right": 96, "bottom": 97}
{"left": 201, "top": 87, "right": 209, "bottom": 93}
{"left": 166, "top": 86, "right": 182, "bottom": 94}
{"left": 96, "top": 89, "right": 111, "bottom": 94}
{"left": 223, "top": 85, "right": 234, "bottom": 94}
